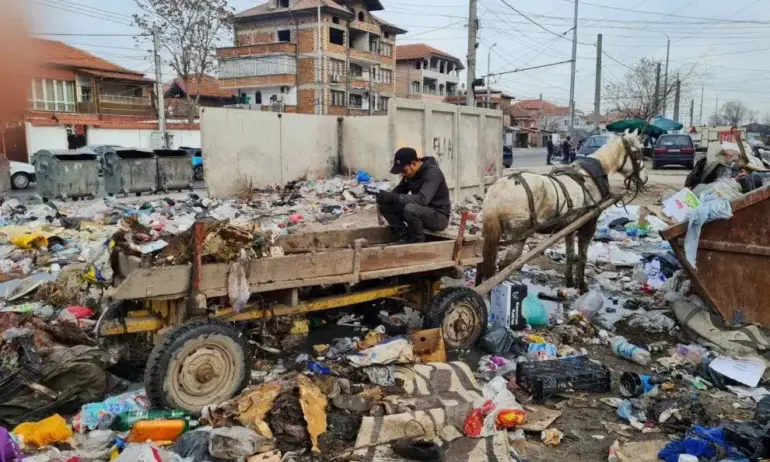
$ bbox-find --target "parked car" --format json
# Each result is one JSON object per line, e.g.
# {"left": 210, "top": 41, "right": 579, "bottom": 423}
{"left": 503, "top": 145, "right": 513, "bottom": 168}
{"left": 653, "top": 134, "right": 695, "bottom": 169}
{"left": 577, "top": 135, "right": 608, "bottom": 157}
{"left": 180, "top": 146, "right": 204, "bottom": 180}
{"left": 10, "top": 161, "right": 35, "bottom": 190}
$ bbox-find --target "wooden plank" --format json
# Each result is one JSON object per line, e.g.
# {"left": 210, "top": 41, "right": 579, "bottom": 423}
{"left": 359, "top": 241, "right": 455, "bottom": 272}
{"left": 360, "top": 261, "right": 457, "bottom": 280}
{"left": 113, "top": 250, "right": 356, "bottom": 300}
{"left": 276, "top": 227, "right": 392, "bottom": 250}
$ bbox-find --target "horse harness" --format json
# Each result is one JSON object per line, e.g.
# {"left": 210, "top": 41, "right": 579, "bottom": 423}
{"left": 507, "top": 137, "right": 643, "bottom": 237}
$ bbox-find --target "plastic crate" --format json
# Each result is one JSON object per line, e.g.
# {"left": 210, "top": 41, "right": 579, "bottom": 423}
{"left": 515, "top": 356, "right": 610, "bottom": 401}
{"left": 0, "top": 335, "right": 43, "bottom": 400}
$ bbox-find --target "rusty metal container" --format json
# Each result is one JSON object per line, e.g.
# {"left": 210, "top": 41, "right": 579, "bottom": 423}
{"left": 154, "top": 149, "right": 193, "bottom": 192}
{"left": 34, "top": 150, "right": 99, "bottom": 199}
{"left": 103, "top": 148, "right": 158, "bottom": 196}
{"left": 661, "top": 186, "right": 770, "bottom": 327}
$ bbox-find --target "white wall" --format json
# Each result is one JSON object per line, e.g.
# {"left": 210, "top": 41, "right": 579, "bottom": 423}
{"left": 201, "top": 108, "right": 338, "bottom": 197}
{"left": 26, "top": 123, "right": 68, "bottom": 156}
{"left": 342, "top": 116, "right": 390, "bottom": 178}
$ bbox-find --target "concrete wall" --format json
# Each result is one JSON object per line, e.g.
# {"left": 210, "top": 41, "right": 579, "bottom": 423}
{"left": 25, "top": 124, "right": 68, "bottom": 156}
{"left": 201, "top": 108, "right": 338, "bottom": 197}
{"left": 341, "top": 116, "right": 390, "bottom": 177}
{"left": 388, "top": 99, "right": 503, "bottom": 202}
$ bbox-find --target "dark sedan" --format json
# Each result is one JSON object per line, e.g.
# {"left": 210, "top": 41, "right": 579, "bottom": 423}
{"left": 577, "top": 135, "right": 608, "bottom": 157}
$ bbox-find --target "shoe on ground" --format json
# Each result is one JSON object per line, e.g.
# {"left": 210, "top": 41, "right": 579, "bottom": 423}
{"left": 391, "top": 438, "right": 444, "bottom": 461}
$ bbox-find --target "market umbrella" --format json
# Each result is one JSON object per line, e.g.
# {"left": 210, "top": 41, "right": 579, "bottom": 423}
{"left": 606, "top": 118, "right": 667, "bottom": 138}
{"left": 651, "top": 116, "right": 683, "bottom": 131}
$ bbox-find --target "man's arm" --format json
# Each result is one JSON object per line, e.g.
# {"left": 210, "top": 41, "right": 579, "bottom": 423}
{"left": 397, "top": 171, "right": 441, "bottom": 207}
{"left": 392, "top": 179, "right": 408, "bottom": 194}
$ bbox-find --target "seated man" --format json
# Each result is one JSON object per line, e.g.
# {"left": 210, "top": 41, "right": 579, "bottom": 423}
{"left": 376, "top": 147, "right": 451, "bottom": 243}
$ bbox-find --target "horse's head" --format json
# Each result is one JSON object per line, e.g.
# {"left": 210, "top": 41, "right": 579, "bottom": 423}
{"left": 616, "top": 129, "right": 648, "bottom": 187}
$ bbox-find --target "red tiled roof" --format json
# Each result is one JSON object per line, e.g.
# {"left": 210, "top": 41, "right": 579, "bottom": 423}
{"left": 512, "top": 99, "right": 569, "bottom": 115}
{"left": 80, "top": 69, "right": 152, "bottom": 83}
{"left": 396, "top": 44, "right": 463, "bottom": 66}
{"left": 235, "top": 0, "right": 350, "bottom": 19}
{"left": 167, "top": 75, "right": 235, "bottom": 98}
{"left": 26, "top": 113, "right": 198, "bottom": 130}
{"left": 372, "top": 14, "right": 407, "bottom": 34}
{"left": 33, "top": 39, "right": 149, "bottom": 81}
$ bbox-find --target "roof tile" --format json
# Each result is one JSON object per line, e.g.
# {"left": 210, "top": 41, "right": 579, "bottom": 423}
{"left": 167, "top": 75, "right": 235, "bottom": 98}
{"left": 396, "top": 44, "right": 463, "bottom": 65}
{"left": 33, "top": 39, "right": 149, "bottom": 81}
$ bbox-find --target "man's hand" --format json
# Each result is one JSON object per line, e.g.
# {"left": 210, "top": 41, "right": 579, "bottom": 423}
{"left": 377, "top": 190, "right": 398, "bottom": 205}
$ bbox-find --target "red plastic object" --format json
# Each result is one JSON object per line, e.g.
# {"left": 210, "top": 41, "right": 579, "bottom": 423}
{"left": 66, "top": 306, "right": 94, "bottom": 319}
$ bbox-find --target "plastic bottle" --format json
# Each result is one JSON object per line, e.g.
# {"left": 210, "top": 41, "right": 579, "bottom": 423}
{"left": 610, "top": 336, "right": 651, "bottom": 366}
{"left": 574, "top": 291, "right": 604, "bottom": 318}
{"left": 111, "top": 409, "right": 191, "bottom": 432}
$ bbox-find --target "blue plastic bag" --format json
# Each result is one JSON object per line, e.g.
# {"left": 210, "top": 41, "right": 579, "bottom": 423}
{"left": 356, "top": 170, "right": 372, "bottom": 183}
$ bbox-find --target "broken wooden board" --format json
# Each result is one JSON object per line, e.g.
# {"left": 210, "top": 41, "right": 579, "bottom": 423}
{"left": 518, "top": 405, "right": 562, "bottom": 432}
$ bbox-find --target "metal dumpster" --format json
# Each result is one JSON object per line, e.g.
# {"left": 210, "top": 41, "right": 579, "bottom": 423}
{"left": 103, "top": 149, "right": 158, "bottom": 196}
{"left": 154, "top": 149, "right": 193, "bottom": 192}
{"left": 661, "top": 185, "right": 770, "bottom": 327}
{"left": 34, "top": 150, "right": 99, "bottom": 199}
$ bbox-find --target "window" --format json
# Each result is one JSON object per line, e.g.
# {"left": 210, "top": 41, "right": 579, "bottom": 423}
{"left": 331, "top": 90, "right": 345, "bottom": 107}
{"left": 279, "top": 0, "right": 289, "bottom": 7}
{"left": 380, "top": 69, "right": 392, "bottom": 84}
{"left": 81, "top": 87, "right": 92, "bottom": 102}
{"left": 277, "top": 29, "right": 291, "bottom": 42}
{"left": 378, "top": 96, "right": 389, "bottom": 111}
{"left": 332, "top": 16, "right": 340, "bottom": 24}
{"left": 439, "top": 84, "right": 444, "bottom": 96}
{"left": 30, "top": 78, "right": 75, "bottom": 111}
{"left": 349, "top": 94, "right": 363, "bottom": 108}
{"left": 415, "top": 61, "right": 421, "bottom": 70}
{"left": 384, "top": 32, "right": 391, "bottom": 39}
{"left": 357, "top": 11, "right": 365, "bottom": 21}
{"left": 380, "top": 43, "right": 392, "bottom": 57}
{"left": 349, "top": 63, "right": 363, "bottom": 78}
{"left": 369, "top": 39, "right": 379, "bottom": 53}
{"left": 254, "top": 91, "right": 262, "bottom": 104}
{"left": 411, "top": 81, "right": 421, "bottom": 93}
{"left": 330, "top": 59, "right": 345, "bottom": 81}
{"left": 329, "top": 28, "right": 345, "bottom": 45}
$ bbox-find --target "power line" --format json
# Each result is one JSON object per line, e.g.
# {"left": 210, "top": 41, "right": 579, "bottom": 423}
{"left": 31, "top": 33, "right": 143, "bottom": 37}
{"left": 495, "top": 0, "right": 592, "bottom": 45}
{"left": 555, "top": 0, "right": 770, "bottom": 24}
{"left": 32, "top": 0, "right": 136, "bottom": 26}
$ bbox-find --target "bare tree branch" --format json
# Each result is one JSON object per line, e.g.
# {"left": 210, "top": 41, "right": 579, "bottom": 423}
{"left": 133, "top": 0, "right": 233, "bottom": 123}
{"left": 719, "top": 101, "right": 748, "bottom": 126}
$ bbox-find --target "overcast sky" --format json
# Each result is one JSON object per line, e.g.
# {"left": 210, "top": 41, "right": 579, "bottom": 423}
{"left": 28, "top": 0, "right": 770, "bottom": 124}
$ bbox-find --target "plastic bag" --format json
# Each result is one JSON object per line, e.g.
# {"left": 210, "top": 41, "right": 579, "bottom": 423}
{"left": 479, "top": 327, "right": 515, "bottom": 354}
{"left": 0, "top": 426, "right": 21, "bottom": 462}
{"left": 684, "top": 194, "right": 732, "bottom": 268}
{"left": 209, "top": 426, "right": 267, "bottom": 459}
{"left": 522, "top": 293, "right": 547, "bottom": 326}
{"left": 80, "top": 388, "right": 149, "bottom": 431}
{"left": 114, "top": 442, "right": 182, "bottom": 462}
{"left": 171, "top": 429, "right": 226, "bottom": 462}
{"left": 12, "top": 414, "right": 73, "bottom": 448}
{"left": 10, "top": 233, "right": 48, "bottom": 250}
{"left": 227, "top": 257, "right": 250, "bottom": 313}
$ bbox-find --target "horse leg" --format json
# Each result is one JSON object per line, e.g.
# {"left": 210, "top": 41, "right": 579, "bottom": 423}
{"left": 497, "top": 241, "right": 525, "bottom": 273}
{"left": 576, "top": 219, "right": 598, "bottom": 292}
{"left": 564, "top": 233, "right": 576, "bottom": 287}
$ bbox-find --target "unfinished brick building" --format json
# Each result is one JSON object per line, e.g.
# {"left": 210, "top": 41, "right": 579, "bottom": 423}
{"left": 216, "top": 0, "right": 406, "bottom": 115}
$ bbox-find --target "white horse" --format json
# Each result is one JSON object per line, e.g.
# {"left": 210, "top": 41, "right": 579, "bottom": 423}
{"left": 479, "top": 130, "right": 648, "bottom": 291}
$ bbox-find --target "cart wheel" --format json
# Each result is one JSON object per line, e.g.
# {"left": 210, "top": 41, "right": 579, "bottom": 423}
{"left": 145, "top": 319, "right": 250, "bottom": 414}
{"left": 424, "top": 287, "right": 487, "bottom": 350}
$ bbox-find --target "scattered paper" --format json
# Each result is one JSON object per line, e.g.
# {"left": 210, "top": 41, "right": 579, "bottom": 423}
{"left": 662, "top": 188, "right": 700, "bottom": 223}
{"left": 709, "top": 356, "right": 766, "bottom": 388}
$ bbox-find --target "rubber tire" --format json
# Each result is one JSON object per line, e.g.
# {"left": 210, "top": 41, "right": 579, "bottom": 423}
{"left": 145, "top": 319, "right": 250, "bottom": 414}
{"left": 11, "top": 173, "right": 29, "bottom": 190}
{"left": 193, "top": 166, "right": 204, "bottom": 181}
{"left": 424, "top": 287, "right": 487, "bottom": 350}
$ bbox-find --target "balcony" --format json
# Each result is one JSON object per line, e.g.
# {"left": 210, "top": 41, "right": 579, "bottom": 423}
{"left": 350, "top": 20, "right": 380, "bottom": 34}
{"left": 217, "top": 42, "right": 296, "bottom": 58}
{"left": 219, "top": 55, "right": 296, "bottom": 80}
{"left": 100, "top": 95, "right": 149, "bottom": 105}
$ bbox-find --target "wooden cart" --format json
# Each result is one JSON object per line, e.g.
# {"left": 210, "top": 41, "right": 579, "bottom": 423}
{"left": 99, "top": 220, "right": 486, "bottom": 413}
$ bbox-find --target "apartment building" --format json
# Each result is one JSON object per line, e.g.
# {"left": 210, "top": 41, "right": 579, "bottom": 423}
{"left": 216, "top": 0, "right": 406, "bottom": 115}
{"left": 394, "top": 44, "right": 463, "bottom": 102}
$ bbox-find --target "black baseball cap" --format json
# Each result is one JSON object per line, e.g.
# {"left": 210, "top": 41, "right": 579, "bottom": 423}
{"left": 390, "top": 147, "right": 418, "bottom": 174}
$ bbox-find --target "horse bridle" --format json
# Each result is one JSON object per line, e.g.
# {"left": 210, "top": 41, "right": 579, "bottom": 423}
{"left": 620, "top": 137, "right": 645, "bottom": 204}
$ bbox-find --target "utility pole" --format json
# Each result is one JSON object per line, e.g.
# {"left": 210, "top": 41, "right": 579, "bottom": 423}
{"left": 152, "top": 27, "right": 167, "bottom": 148}
{"left": 316, "top": 4, "right": 322, "bottom": 114}
{"left": 662, "top": 35, "right": 670, "bottom": 116}
{"left": 368, "top": 69, "right": 373, "bottom": 115}
{"left": 537, "top": 92, "right": 543, "bottom": 144}
{"left": 699, "top": 86, "right": 704, "bottom": 125}
{"left": 567, "top": 0, "right": 579, "bottom": 138}
{"left": 689, "top": 98, "right": 694, "bottom": 127}
{"left": 486, "top": 43, "right": 496, "bottom": 108}
{"left": 653, "top": 62, "right": 661, "bottom": 115}
{"left": 715, "top": 96, "right": 719, "bottom": 124}
{"left": 593, "top": 33, "right": 602, "bottom": 131}
{"left": 672, "top": 74, "right": 680, "bottom": 123}
{"left": 466, "top": 0, "right": 478, "bottom": 107}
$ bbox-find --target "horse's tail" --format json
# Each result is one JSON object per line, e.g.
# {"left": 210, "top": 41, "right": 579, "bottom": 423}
{"left": 480, "top": 211, "right": 502, "bottom": 282}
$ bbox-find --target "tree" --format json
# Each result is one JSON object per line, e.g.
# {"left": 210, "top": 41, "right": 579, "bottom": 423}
{"left": 603, "top": 57, "right": 701, "bottom": 123}
{"left": 708, "top": 112, "right": 724, "bottom": 126}
{"left": 133, "top": 0, "right": 234, "bottom": 123}
{"left": 719, "top": 101, "right": 747, "bottom": 127}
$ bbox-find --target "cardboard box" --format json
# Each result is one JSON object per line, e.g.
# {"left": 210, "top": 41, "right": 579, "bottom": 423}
{"left": 410, "top": 328, "right": 446, "bottom": 363}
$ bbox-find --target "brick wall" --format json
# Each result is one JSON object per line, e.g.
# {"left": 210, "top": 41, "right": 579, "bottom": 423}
{"left": 298, "top": 88, "right": 316, "bottom": 113}
{"left": 220, "top": 75, "right": 295, "bottom": 88}
{"left": 218, "top": 43, "right": 296, "bottom": 57}
{"left": 298, "top": 56, "right": 316, "bottom": 86}
{"left": 238, "top": 31, "right": 274, "bottom": 46}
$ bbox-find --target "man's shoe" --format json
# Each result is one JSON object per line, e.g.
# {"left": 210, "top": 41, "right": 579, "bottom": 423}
{"left": 392, "top": 438, "right": 444, "bottom": 461}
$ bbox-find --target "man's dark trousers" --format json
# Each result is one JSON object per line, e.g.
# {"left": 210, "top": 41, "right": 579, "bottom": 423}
{"left": 378, "top": 201, "right": 449, "bottom": 242}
